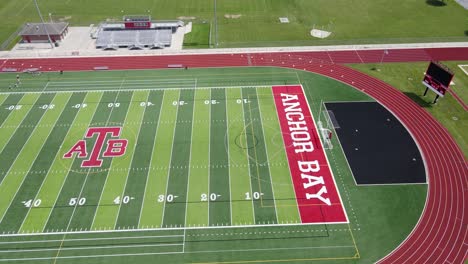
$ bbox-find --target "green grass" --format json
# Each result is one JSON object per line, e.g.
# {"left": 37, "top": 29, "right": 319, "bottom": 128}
{"left": 183, "top": 22, "right": 211, "bottom": 48}
{"left": 0, "top": 67, "right": 426, "bottom": 263}
{"left": 1, "top": 0, "right": 467, "bottom": 49}
{"left": 348, "top": 61, "right": 468, "bottom": 159}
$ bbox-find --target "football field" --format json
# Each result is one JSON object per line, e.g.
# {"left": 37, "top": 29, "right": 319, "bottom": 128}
{"left": 0, "top": 68, "right": 428, "bottom": 263}
{"left": 0, "top": 80, "right": 348, "bottom": 234}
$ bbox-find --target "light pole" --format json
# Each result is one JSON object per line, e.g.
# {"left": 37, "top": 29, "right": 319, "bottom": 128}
{"left": 379, "top": 49, "right": 389, "bottom": 67}
{"left": 33, "top": 0, "right": 54, "bottom": 49}
{"left": 214, "top": 0, "right": 218, "bottom": 47}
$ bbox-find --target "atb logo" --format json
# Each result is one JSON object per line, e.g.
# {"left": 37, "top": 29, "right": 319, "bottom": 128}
{"left": 63, "top": 127, "right": 128, "bottom": 167}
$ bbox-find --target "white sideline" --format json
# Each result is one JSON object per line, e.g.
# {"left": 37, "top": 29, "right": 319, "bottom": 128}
{"left": 457, "top": 64, "right": 468, "bottom": 75}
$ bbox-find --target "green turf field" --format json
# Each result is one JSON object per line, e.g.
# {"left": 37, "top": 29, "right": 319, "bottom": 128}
{"left": 1, "top": 0, "right": 467, "bottom": 49}
{"left": 0, "top": 68, "right": 426, "bottom": 263}
{"left": 0, "top": 84, "right": 308, "bottom": 233}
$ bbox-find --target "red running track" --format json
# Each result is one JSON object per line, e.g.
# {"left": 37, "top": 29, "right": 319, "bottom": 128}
{"left": 1, "top": 47, "right": 467, "bottom": 263}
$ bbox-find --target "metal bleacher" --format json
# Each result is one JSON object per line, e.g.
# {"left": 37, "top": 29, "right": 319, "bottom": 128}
{"left": 96, "top": 28, "right": 172, "bottom": 49}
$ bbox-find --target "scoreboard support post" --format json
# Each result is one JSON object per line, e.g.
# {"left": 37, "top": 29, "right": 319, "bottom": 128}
{"left": 433, "top": 95, "right": 440, "bottom": 104}
{"left": 423, "top": 87, "right": 429, "bottom": 97}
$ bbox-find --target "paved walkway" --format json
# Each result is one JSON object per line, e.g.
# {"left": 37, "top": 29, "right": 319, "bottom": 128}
{"left": 455, "top": 0, "right": 468, "bottom": 9}
{"left": 1, "top": 41, "right": 468, "bottom": 59}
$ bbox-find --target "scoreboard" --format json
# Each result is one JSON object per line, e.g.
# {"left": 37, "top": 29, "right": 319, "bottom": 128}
{"left": 123, "top": 15, "right": 151, "bottom": 29}
{"left": 422, "top": 61, "right": 454, "bottom": 97}
{"left": 124, "top": 21, "right": 151, "bottom": 29}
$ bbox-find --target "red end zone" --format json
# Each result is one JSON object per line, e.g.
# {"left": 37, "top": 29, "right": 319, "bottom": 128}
{"left": 272, "top": 85, "right": 348, "bottom": 224}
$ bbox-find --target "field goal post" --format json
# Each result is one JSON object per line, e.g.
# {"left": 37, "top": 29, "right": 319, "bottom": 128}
{"left": 317, "top": 100, "right": 334, "bottom": 150}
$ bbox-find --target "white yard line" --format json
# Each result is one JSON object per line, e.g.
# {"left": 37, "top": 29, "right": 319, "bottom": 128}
{"left": 207, "top": 89, "right": 212, "bottom": 226}
{"left": 255, "top": 87, "right": 279, "bottom": 223}
{"left": 221, "top": 88, "right": 232, "bottom": 225}
{"left": 54, "top": 89, "right": 125, "bottom": 260}
{"left": 51, "top": 167, "right": 94, "bottom": 261}
{"left": 224, "top": 88, "right": 233, "bottom": 226}
{"left": 89, "top": 91, "right": 134, "bottom": 229}
{"left": 159, "top": 90, "right": 182, "bottom": 228}
{"left": 183, "top": 89, "right": 196, "bottom": 229}
{"left": 0, "top": 94, "right": 41, "bottom": 155}
{"left": 18, "top": 94, "right": 78, "bottom": 232}
{"left": 62, "top": 170, "right": 92, "bottom": 232}
{"left": 112, "top": 91, "right": 149, "bottom": 229}
{"left": 295, "top": 72, "right": 301, "bottom": 85}
{"left": 118, "top": 78, "right": 125, "bottom": 90}
{"left": 137, "top": 91, "right": 165, "bottom": 227}
{"left": 39, "top": 92, "right": 104, "bottom": 233}
{"left": 0, "top": 94, "right": 8, "bottom": 106}
{"left": 0, "top": 94, "right": 58, "bottom": 224}
{"left": 240, "top": 88, "right": 256, "bottom": 225}
{"left": 41, "top": 82, "right": 49, "bottom": 93}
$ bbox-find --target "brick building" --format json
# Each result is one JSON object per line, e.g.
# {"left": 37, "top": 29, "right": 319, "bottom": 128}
{"left": 19, "top": 22, "right": 69, "bottom": 43}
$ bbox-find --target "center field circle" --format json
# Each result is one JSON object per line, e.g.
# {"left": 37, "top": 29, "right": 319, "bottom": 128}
{"left": 234, "top": 131, "right": 258, "bottom": 149}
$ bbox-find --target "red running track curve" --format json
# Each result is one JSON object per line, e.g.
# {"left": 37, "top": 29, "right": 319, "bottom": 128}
{"left": 1, "top": 47, "right": 467, "bottom": 263}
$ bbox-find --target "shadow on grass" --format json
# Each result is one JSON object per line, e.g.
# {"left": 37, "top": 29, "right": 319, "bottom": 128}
{"left": 464, "top": 30, "right": 468, "bottom": 37}
{"left": 426, "top": 0, "right": 447, "bottom": 6}
{"left": 184, "top": 42, "right": 200, "bottom": 46}
{"left": 404, "top": 92, "right": 433, "bottom": 108}
{"left": 183, "top": 42, "right": 210, "bottom": 49}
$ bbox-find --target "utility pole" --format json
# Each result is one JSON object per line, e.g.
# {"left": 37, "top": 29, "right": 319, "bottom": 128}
{"left": 214, "top": 0, "right": 218, "bottom": 47}
{"left": 33, "top": 0, "right": 54, "bottom": 49}
{"left": 379, "top": 49, "right": 389, "bottom": 67}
